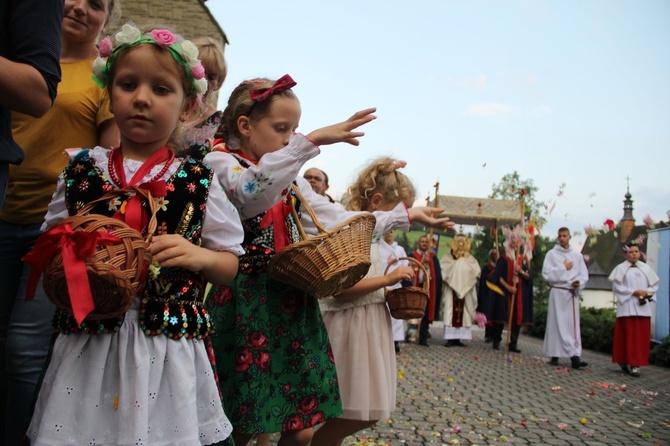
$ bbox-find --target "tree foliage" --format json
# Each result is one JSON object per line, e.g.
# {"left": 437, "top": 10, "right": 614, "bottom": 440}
{"left": 490, "top": 170, "right": 547, "bottom": 229}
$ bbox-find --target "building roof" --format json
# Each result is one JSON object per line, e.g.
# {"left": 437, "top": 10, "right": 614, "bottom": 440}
{"left": 585, "top": 262, "right": 613, "bottom": 291}
{"left": 582, "top": 222, "right": 669, "bottom": 290}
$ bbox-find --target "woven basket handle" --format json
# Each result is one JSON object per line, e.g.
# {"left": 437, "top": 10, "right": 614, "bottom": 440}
{"left": 73, "top": 186, "right": 159, "bottom": 242}
{"left": 383, "top": 256, "right": 430, "bottom": 294}
{"left": 289, "top": 184, "right": 330, "bottom": 239}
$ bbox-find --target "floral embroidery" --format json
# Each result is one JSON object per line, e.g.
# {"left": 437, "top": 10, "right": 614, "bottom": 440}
{"left": 186, "top": 182, "right": 197, "bottom": 193}
{"left": 72, "top": 163, "right": 86, "bottom": 173}
{"left": 155, "top": 197, "right": 169, "bottom": 212}
{"left": 190, "top": 164, "right": 203, "bottom": 174}
{"left": 77, "top": 180, "right": 90, "bottom": 191}
{"left": 244, "top": 181, "right": 258, "bottom": 194}
{"left": 108, "top": 196, "right": 122, "bottom": 211}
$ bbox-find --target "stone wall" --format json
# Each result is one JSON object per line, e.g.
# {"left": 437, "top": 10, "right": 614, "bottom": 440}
{"left": 107, "top": 0, "right": 227, "bottom": 103}
{"left": 108, "top": 0, "right": 227, "bottom": 46}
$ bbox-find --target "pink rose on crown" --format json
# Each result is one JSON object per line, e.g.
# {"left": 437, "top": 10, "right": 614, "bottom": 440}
{"left": 99, "top": 37, "right": 113, "bottom": 57}
{"left": 151, "top": 29, "right": 176, "bottom": 46}
{"left": 190, "top": 61, "right": 206, "bottom": 80}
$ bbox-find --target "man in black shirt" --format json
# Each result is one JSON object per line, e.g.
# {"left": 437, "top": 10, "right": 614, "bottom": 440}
{"left": 0, "top": 0, "right": 63, "bottom": 208}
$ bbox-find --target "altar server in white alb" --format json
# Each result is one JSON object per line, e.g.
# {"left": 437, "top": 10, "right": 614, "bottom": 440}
{"left": 542, "top": 228, "right": 589, "bottom": 368}
{"left": 609, "top": 241, "right": 660, "bottom": 377}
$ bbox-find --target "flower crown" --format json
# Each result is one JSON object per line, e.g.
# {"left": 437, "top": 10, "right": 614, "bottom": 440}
{"left": 92, "top": 24, "right": 208, "bottom": 96}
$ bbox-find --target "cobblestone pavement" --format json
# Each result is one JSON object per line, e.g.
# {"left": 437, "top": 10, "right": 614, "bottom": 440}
{"left": 340, "top": 322, "right": 670, "bottom": 446}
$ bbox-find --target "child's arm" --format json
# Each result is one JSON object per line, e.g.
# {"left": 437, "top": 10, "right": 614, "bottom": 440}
{"left": 42, "top": 174, "right": 68, "bottom": 231}
{"left": 201, "top": 173, "right": 245, "bottom": 256}
{"left": 203, "top": 108, "right": 376, "bottom": 220}
{"left": 334, "top": 265, "right": 414, "bottom": 301}
{"left": 204, "top": 133, "right": 320, "bottom": 219}
{"left": 296, "top": 177, "right": 455, "bottom": 237}
{"left": 149, "top": 235, "right": 238, "bottom": 285}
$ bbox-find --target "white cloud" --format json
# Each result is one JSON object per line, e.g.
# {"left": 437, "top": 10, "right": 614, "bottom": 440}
{"left": 447, "top": 75, "right": 487, "bottom": 90}
{"left": 465, "top": 103, "right": 516, "bottom": 116}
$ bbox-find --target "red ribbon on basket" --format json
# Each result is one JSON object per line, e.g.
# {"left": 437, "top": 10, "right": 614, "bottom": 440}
{"left": 260, "top": 199, "right": 293, "bottom": 252}
{"left": 22, "top": 224, "right": 121, "bottom": 325}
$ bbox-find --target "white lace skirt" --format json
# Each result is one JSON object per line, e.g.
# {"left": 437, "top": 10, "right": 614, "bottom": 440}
{"left": 28, "top": 301, "right": 232, "bottom": 446}
{"left": 322, "top": 302, "right": 396, "bottom": 421}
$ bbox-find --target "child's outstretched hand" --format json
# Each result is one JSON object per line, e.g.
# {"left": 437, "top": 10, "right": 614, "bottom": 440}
{"left": 307, "top": 108, "right": 376, "bottom": 146}
{"left": 409, "top": 206, "right": 456, "bottom": 231}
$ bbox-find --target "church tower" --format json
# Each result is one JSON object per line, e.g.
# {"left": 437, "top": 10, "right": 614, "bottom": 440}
{"left": 620, "top": 179, "right": 635, "bottom": 243}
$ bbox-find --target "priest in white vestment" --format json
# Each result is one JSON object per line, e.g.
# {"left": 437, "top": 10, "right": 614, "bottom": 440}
{"left": 441, "top": 234, "right": 480, "bottom": 347}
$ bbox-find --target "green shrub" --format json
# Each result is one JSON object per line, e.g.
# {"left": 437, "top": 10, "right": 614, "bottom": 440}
{"left": 527, "top": 303, "right": 547, "bottom": 338}
{"left": 650, "top": 335, "right": 670, "bottom": 367}
{"left": 579, "top": 307, "right": 616, "bottom": 353}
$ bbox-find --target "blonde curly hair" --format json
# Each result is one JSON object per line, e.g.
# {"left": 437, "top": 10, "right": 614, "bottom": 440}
{"left": 341, "top": 157, "right": 416, "bottom": 212}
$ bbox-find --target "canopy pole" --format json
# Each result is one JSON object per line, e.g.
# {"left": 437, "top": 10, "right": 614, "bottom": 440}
{"left": 428, "top": 182, "right": 440, "bottom": 251}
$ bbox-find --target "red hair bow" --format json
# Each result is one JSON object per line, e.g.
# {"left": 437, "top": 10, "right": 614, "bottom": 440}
{"left": 249, "top": 74, "right": 296, "bottom": 102}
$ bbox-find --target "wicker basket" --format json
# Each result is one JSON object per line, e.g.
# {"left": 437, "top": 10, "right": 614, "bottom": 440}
{"left": 268, "top": 185, "right": 376, "bottom": 298}
{"left": 385, "top": 257, "right": 429, "bottom": 320}
{"left": 41, "top": 187, "right": 157, "bottom": 320}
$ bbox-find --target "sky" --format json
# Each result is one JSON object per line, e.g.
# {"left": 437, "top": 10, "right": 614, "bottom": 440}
{"left": 207, "top": 0, "right": 669, "bottom": 247}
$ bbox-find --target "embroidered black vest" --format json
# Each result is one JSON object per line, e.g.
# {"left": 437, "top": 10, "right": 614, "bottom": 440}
{"left": 52, "top": 151, "right": 215, "bottom": 339}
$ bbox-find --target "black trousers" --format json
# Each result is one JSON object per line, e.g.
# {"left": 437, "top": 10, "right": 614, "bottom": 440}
{"left": 419, "top": 310, "right": 430, "bottom": 342}
{"left": 491, "top": 322, "right": 520, "bottom": 346}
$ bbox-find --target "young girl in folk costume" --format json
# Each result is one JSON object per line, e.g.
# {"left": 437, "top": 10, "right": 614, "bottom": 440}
{"left": 488, "top": 225, "right": 533, "bottom": 352}
{"left": 24, "top": 24, "right": 244, "bottom": 445}
{"left": 312, "top": 158, "right": 453, "bottom": 446}
{"left": 202, "top": 76, "right": 452, "bottom": 446}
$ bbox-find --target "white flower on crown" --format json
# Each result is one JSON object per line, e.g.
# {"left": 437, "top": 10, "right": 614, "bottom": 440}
{"left": 115, "top": 24, "right": 142, "bottom": 45}
{"left": 181, "top": 40, "right": 199, "bottom": 64}
{"left": 195, "top": 78, "right": 208, "bottom": 95}
{"left": 92, "top": 57, "right": 106, "bottom": 79}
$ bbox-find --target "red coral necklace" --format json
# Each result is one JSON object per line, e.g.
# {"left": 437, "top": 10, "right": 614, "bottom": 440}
{"left": 107, "top": 145, "right": 175, "bottom": 188}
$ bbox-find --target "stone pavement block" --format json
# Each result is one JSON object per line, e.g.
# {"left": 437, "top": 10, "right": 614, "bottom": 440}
{"left": 541, "top": 439, "right": 575, "bottom": 445}
{"left": 337, "top": 323, "right": 670, "bottom": 445}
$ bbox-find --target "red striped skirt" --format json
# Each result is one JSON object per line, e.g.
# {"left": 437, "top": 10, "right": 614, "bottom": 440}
{"left": 611, "top": 316, "right": 651, "bottom": 366}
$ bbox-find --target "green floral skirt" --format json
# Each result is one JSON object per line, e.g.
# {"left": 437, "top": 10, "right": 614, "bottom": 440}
{"left": 206, "top": 271, "right": 342, "bottom": 434}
